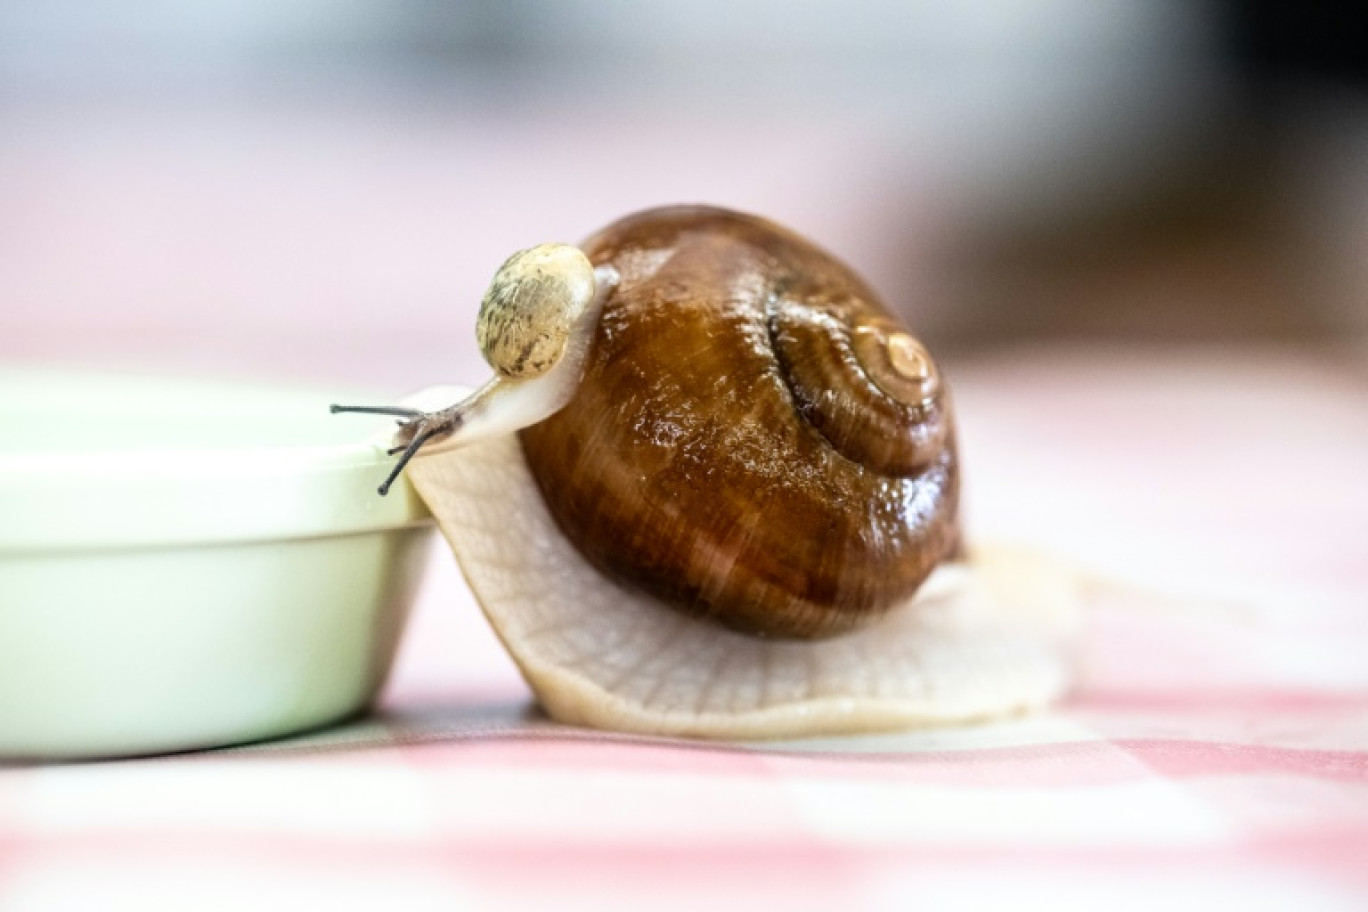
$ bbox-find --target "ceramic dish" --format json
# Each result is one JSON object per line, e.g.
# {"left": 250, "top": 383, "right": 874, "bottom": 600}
{"left": 0, "top": 370, "right": 431, "bottom": 760}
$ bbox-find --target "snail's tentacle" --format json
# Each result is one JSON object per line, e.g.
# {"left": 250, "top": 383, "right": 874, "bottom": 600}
{"left": 378, "top": 417, "right": 453, "bottom": 495}
{"left": 329, "top": 404, "right": 423, "bottom": 418}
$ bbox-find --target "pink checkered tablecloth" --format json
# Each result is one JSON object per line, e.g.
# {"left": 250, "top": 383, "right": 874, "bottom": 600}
{"left": 2, "top": 348, "right": 1366, "bottom": 911}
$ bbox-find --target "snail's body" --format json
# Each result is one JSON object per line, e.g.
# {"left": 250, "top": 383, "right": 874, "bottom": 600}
{"left": 335, "top": 205, "right": 1078, "bottom": 739}
{"left": 402, "top": 420, "right": 1074, "bottom": 740}
{"left": 521, "top": 208, "right": 960, "bottom": 639}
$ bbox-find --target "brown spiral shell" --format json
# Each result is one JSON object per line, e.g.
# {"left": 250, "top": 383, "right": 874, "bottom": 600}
{"left": 518, "top": 206, "right": 960, "bottom": 640}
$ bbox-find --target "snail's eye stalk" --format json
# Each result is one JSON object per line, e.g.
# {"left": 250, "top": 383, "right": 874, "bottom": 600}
{"left": 329, "top": 404, "right": 424, "bottom": 419}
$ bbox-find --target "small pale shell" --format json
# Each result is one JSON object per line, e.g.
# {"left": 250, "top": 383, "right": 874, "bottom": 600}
{"left": 476, "top": 243, "right": 596, "bottom": 380}
{"left": 403, "top": 387, "right": 1079, "bottom": 740}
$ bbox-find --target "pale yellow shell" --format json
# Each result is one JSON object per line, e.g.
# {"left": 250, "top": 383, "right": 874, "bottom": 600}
{"left": 475, "top": 244, "right": 596, "bottom": 379}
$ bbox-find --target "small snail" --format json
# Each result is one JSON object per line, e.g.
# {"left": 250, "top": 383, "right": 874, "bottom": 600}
{"left": 336, "top": 206, "right": 1077, "bottom": 739}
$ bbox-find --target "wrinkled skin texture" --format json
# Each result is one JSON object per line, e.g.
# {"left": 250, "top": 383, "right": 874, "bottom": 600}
{"left": 519, "top": 207, "right": 961, "bottom": 639}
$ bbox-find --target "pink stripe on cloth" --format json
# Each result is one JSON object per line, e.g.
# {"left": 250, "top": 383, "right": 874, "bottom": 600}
{"left": 1117, "top": 740, "right": 1368, "bottom": 782}
{"left": 1079, "top": 689, "right": 1368, "bottom": 714}
{"left": 368, "top": 734, "right": 1368, "bottom": 787}
{"left": 5, "top": 827, "right": 1368, "bottom": 903}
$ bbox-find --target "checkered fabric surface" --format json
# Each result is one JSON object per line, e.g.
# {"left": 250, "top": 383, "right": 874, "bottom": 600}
{"left": 2, "top": 349, "right": 1366, "bottom": 911}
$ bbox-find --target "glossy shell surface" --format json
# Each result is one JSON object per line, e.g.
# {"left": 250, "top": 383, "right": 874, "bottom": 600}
{"left": 519, "top": 207, "right": 960, "bottom": 639}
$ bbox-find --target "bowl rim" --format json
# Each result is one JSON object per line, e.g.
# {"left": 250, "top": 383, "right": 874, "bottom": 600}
{"left": 0, "top": 370, "right": 431, "bottom": 552}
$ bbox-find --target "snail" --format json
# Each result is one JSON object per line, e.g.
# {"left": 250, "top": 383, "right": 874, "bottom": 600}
{"left": 335, "top": 206, "right": 1077, "bottom": 739}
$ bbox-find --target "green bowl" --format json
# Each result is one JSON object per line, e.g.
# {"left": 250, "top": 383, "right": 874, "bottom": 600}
{"left": 0, "top": 371, "right": 432, "bottom": 760}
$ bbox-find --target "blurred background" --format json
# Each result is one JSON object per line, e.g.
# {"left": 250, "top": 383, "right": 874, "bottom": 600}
{"left": 3, "top": 8, "right": 1368, "bottom": 906}
{"left": 2, "top": 0, "right": 1364, "bottom": 391}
